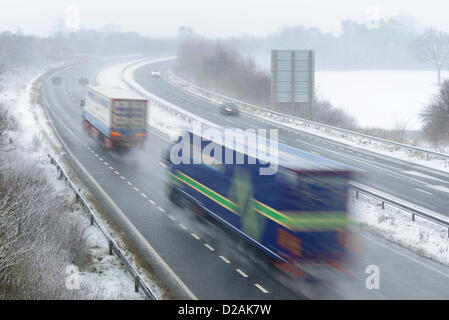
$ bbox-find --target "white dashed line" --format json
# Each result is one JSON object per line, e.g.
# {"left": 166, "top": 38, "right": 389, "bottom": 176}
{"left": 191, "top": 233, "right": 200, "bottom": 240}
{"left": 127, "top": 181, "right": 133, "bottom": 186}
{"left": 159, "top": 207, "right": 166, "bottom": 213}
{"left": 133, "top": 187, "right": 140, "bottom": 192}
{"left": 120, "top": 176, "right": 126, "bottom": 180}
{"left": 415, "top": 188, "right": 432, "bottom": 195}
{"left": 114, "top": 171, "right": 119, "bottom": 175}
{"left": 254, "top": 284, "right": 268, "bottom": 294}
{"left": 149, "top": 199, "right": 155, "bottom": 205}
{"left": 104, "top": 161, "right": 108, "bottom": 165}
{"left": 168, "top": 214, "right": 176, "bottom": 220}
{"left": 140, "top": 193, "right": 147, "bottom": 198}
{"left": 179, "top": 224, "right": 188, "bottom": 230}
{"left": 204, "top": 243, "right": 215, "bottom": 251}
{"left": 109, "top": 166, "right": 114, "bottom": 170}
{"left": 219, "top": 256, "right": 231, "bottom": 264}
{"left": 236, "top": 269, "right": 248, "bottom": 278}
{"left": 159, "top": 162, "right": 167, "bottom": 168}
{"left": 99, "top": 158, "right": 103, "bottom": 161}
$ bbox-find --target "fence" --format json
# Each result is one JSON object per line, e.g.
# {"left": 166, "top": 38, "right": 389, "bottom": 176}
{"left": 166, "top": 70, "right": 449, "bottom": 162}
{"left": 121, "top": 61, "right": 449, "bottom": 237}
{"left": 48, "top": 153, "right": 158, "bottom": 300}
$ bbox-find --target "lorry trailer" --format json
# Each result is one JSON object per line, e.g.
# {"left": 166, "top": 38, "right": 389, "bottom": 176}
{"left": 82, "top": 85, "right": 148, "bottom": 150}
{"left": 167, "top": 128, "right": 356, "bottom": 278}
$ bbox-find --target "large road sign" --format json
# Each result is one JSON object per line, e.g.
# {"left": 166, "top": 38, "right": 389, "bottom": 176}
{"left": 271, "top": 50, "right": 314, "bottom": 116}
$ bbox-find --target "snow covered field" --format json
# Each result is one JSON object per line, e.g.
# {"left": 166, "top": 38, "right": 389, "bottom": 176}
{"left": 316, "top": 70, "right": 449, "bottom": 130}
{"left": 0, "top": 65, "right": 164, "bottom": 299}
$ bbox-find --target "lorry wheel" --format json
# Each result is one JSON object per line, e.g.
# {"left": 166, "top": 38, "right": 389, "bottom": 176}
{"left": 169, "top": 185, "right": 184, "bottom": 207}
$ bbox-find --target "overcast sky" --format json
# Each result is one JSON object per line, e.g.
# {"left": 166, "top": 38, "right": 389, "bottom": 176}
{"left": 2, "top": 0, "right": 449, "bottom": 38}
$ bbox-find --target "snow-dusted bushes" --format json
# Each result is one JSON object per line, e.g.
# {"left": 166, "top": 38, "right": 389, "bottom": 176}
{"left": 0, "top": 103, "right": 103, "bottom": 299}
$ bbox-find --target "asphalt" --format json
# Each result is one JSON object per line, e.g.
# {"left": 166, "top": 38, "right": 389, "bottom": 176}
{"left": 38, "top": 57, "right": 449, "bottom": 299}
{"left": 135, "top": 60, "right": 449, "bottom": 217}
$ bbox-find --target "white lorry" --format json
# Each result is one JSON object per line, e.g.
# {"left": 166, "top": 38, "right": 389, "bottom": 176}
{"left": 82, "top": 85, "right": 148, "bottom": 150}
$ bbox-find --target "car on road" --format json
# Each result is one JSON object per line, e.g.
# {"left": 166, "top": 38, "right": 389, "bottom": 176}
{"left": 151, "top": 71, "right": 161, "bottom": 78}
{"left": 51, "top": 76, "right": 62, "bottom": 86}
{"left": 78, "top": 77, "right": 89, "bottom": 86}
{"left": 219, "top": 101, "right": 239, "bottom": 115}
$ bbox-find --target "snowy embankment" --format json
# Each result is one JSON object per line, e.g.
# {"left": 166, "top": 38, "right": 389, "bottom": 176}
{"left": 0, "top": 64, "right": 161, "bottom": 299}
{"left": 98, "top": 60, "right": 449, "bottom": 268}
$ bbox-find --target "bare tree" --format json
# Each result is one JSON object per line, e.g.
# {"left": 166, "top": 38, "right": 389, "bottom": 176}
{"left": 392, "top": 118, "right": 409, "bottom": 143}
{"left": 420, "top": 79, "right": 449, "bottom": 147}
{"left": 412, "top": 28, "right": 449, "bottom": 85}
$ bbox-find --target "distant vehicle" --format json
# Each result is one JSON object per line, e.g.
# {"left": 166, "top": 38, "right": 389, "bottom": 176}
{"left": 78, "top": 77, "right": 89, "bottom": 86}
{"left": 220, "top": 101, "right": 239, "bottom": 115}
{"left": 82, "top": 85, "right": 148, "bottom": 150}
{"left": 51, "top": 76, "right": 62, "bottom": 86}
{"left": 167, "top": 128, "right": 355, "bottom": 279}
{"left": 151, "top": 71, "right": 161, "bottom": 78}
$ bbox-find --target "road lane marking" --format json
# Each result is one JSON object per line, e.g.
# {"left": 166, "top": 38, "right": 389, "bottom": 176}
{"left": 359, "top": 232, "right": 449, "bottom": 280}
{"left": 140, "top": 193, "right": 147, "bottom": 198}
{"left": 219, "top": 256, "right": 231, "bottom": 264}
{"left": 428, "top": 185, "right": 449, "bottom": 194}
{"left": 179, "top": 224, "right": 188, "bottom": 230}
{"left": 204, "top": 243, "right": 215, "bottom": 251}
{"left": 403, "top": 170, "right": 449, "bottom": 184}
{"left": 120, "top": 176, "right": 126, "bottom": 180}
{"left": 236, "top": 269, "right": 248, "bottom": 278}
{"left": 168, "top": 214, "right": 176, "bottom": 220}
{"left": 114, "top": 171, "right": 119, "bottom": 175}
{"left": 159, "top": 207, "right": 166, "bottom": 213}
{"left": 44, "top": 103, "right": 198, "bottom": 300}
{"left": 149, "top": 199, "right": 155, "bottom": 205}
{"left": 191, "top": 233, "right": 200, "bottom": 240}
{"left": 297, "top": 139, "right": 437, "bottom": 186}
{"left": 254, "top": 284, "right": 268, "bottom": 294}
{"left": 127, "top": 181, "right": 133, "bottom": 186}
{"left": 414, "top": 188, "right": 432, "bottom": 195}
{"left": 133, "top": 186, "right": 140, "bottom": 192}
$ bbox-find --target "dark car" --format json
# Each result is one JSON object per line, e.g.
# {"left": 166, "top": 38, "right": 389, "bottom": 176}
{"left": 219, "top": 102, "right": 239, "bottom": 115}
{"left": 51, "top": 76, "right": 62, "bottom": 86}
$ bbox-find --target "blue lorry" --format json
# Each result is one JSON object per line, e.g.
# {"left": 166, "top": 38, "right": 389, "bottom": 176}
{"left": 166, "top": 128, "right": 355, "bottom": 277}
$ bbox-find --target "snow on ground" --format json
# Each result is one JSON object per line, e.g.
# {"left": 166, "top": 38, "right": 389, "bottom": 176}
{"left": 250, "top": 111, "right": 449, "bottom": 172}
{"left": 97, "top": 58, "right": 188, "bottom": 140}
{"left": 1, "top": 65, "right": 163, "bottom": 299}
{"left": 349, "top": 191, "right": 449, "bottom": 266}
{"left": 315, "top": 70, "right": 449, "bottom": 130}
{"left": 166, "top": 71, "right": 449, "bottom": 173}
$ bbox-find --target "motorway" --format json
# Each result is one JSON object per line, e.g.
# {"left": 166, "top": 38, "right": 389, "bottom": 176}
{"left": 40, "top": 57, "right": 449, "bottom": 299}
{"left": 136, "top": 60, "right": 449, "bottom": 218}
